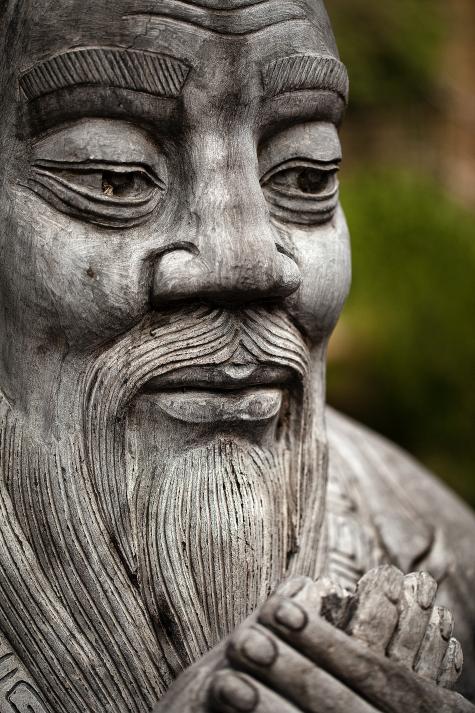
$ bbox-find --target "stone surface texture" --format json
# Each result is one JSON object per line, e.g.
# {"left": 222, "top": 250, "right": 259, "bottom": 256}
{"left": 0, "top": 0, "right": 473, "bottom": 711}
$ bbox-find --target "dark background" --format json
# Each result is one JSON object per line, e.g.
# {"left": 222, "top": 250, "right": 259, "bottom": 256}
{"left": 326, "top": 0, "right": 475, "bottom": 507}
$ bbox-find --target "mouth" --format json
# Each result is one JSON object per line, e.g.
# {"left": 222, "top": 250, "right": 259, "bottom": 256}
{"left": 141, "top": 363, "right": 294, "bottom": 424}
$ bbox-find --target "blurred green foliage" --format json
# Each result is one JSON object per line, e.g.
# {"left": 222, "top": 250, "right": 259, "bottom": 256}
{"left": 328, "top": 171, "right": 475, "bottom": 507}
{"left": 325, "top": 1, "right": 475, "bottom": 507}
{"left": 329, "top": 0, "right": 443, "bottom": 113}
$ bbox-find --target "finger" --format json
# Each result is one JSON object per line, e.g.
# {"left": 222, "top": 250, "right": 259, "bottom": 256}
{"left": 281, "top": 576, "right": 352, "bottom": 629}
{"left": 437, "top": 637, "right": 464, "bottom": 689}
{"left": 275, "top": 576, "right": 312, "bottom": 599}
{"left": 312, "top": 577, "right": 353, "bottom": 628}
{"left": 387, "top": 571, "right": 437, "bottom": 667}
{"left": 414, "top": 606, "right": 453, "bottom": 682}
{"left": 345, "top": 565, "right": 404, "bottom": 654}
{"left": 208, "top": 670, "right": 299, "bottom": 713}
{"left": 226, "top": 623, "right": 379, "bottom": 713}
{"left": 257, "top": 594, "right": 470, "bottom": 713}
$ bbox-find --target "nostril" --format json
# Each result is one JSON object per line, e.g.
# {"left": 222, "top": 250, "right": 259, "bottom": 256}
{"left": 152, "top": 240, "right": 301, "bottom": 306}
{"left": 275, "top": 242, "right": 301, "bottom": 294}
{"left": 275, "top": 248, "right": 302, "bottom": 297}
{"left": 151, "top": 242, "right": 199, "bottom": 261}
{"left": 279, "top": 261, "right": 302, "bottom": 297}
{"left": 276, "top": 243, "right": 296, "bottom": 262}
{"left": 152, "top": 249, "right": 207, "bottom": 305}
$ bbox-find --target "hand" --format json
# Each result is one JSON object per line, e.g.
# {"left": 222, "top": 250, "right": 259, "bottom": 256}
{"left": 207, "top": 567, "right": 473, "bottom": 713}
{"left": 155, "top": 566, "right": 473, "bottom": 713}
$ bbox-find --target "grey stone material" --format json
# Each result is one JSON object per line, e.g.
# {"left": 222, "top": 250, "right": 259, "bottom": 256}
{"left": 0, "top": 0, "right": 474, "bottom": 711}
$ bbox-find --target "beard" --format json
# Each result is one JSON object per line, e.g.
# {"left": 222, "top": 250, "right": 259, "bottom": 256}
{"left": 135, "top": 440, "right": 295, "bottom": 674}
{"left": 0, "top": 305, "right": 328, "bottom": 712}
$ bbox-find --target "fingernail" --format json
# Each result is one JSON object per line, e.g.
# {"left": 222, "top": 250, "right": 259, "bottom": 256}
{"left": 381, "top": 566, "right": 404, "bottom": 603}
{"left": 238, "top": 628, "right": 277, "bottom": 667}
{"left": 274, "top": 600, "right": 308, "bottom": 631}
{"left": 211, "top": 672, "right": 258, "bottom": 712}
{"left": 358, "top": 566, "right": 403, "bottom": 604}
{"left": 402, "top": 572, "right": 418, "bottom": 598}
{"left": 437, "top": 607, "right": 454, "bottom": 641}
{"left": 443, "top": 637, "right": 463, "bottom": 673}
{"left": 416, "top": 572, "right": 437, "bottom": 610}
{"left": 452, "top": 639, "right": 463, "bottom": 673}
{"left": 453, "top": 643, "right": 463, "bottom": 673}
{"left": 437, "top": 638, "right": 464, "bottom": 688}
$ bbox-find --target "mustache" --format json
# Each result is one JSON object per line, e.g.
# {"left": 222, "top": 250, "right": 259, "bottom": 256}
{"left": 81, "top": 304, "right": 310, "bottom": 570}
{"left": 86, "top": 304, "right": 309, "bottom": 398}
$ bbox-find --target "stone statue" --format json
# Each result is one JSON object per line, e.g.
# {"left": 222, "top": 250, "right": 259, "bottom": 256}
{"left": 0, "top": 0, "right": 473, "bottom": 711}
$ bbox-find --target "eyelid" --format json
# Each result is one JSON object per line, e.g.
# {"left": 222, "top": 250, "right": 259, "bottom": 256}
{"left": 31, "top": 117, "right": 164, "bottom": 167}
{"left": 29, "top": 172, "right": 157, "bottom": 213}
{"left": 32, "top": 159, "right": 166, "bottom": 189}
{"left": 26, "top": 159, "right": 165, "bottom": 228}
{"left": 260, "top": 158, "right": 340, "bottom": 185}
{"left": 261, "top": 158, "right": 340, "bottom": 227}
{"left": 258, "top": 121, "right": 342, "bottom": 179}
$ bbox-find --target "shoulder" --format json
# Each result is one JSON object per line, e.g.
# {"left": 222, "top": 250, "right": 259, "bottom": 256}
{"left": 326, "top": 406, "right": 475, "bottom": 572}
{"left": 326, "top": 407, "right": 475, "bottom": 699}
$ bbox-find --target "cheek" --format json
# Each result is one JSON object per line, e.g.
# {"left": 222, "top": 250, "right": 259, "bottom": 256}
{"left": 2, "top": 189, "right": 151, "bottom": 345}
{"left": 289, "top": 205, "right": 351, "bottom": 341}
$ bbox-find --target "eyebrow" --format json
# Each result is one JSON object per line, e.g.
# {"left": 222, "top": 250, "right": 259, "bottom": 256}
{"left": 19, "top": 48, "right": 191, "bottom": 101}
{"left": 262, "top": 54, "right": 349, "bottom": 104}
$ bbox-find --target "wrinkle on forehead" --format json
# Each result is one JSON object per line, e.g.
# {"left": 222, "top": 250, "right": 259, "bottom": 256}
{"left": 170, "top": 0, "right": 281, "bottom": 7}
{"left": 125, "top": 0, "right": 338, "bottom": 53}
{"left": 123, "top": 1, "right": 307, "bottom": 38}
{"left": 12, "top": 0, "right": 338, "bottom": 67}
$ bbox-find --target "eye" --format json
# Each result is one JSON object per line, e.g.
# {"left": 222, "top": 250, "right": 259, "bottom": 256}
{"left": 269, "top": 166, "right": 337, "bottom": 197}
{"left": 298, "top": 167, "right": 332, "bottom": 194}
{"left": 101, "top": 170, "right": 149, "bottom": 199}
{"left": 261, "top": 160, "right": 339, "bottom": 226}
{"left": 27, "top": 161, "right": 166, "bottom": 228}
{"left": 34, "top": 162, "right": 162, "bottom": 199}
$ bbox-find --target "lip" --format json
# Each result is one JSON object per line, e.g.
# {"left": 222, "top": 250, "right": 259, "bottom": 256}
{"left": 141, "top": 364, "right": 293, "bottom": 424}
{"left": 143, "top": 363, "right": 294, "bottom": 393}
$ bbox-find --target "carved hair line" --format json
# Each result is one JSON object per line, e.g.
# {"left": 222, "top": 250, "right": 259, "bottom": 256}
{"left": 0, "top": 398, "right": 170, "bottom": 713}
{"left": 263, "top": 54, "right": 349, "bottom": 103}
{"left": 19, "top": 48, "right": 190, "bottom": 101}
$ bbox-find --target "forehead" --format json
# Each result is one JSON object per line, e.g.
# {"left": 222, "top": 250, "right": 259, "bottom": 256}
{"left": 16, "top": 0, "right": 346, "bottom": 134}
{"left": 22, "top": 0, "right": 337, "bottom": 67}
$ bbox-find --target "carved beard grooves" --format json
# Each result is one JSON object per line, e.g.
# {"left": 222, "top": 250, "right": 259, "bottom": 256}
{"left": 136, "top": 434, "right": 295, "bottom": 675}
{"left": 0, "top": 305, "right": 328, "bottom": 712}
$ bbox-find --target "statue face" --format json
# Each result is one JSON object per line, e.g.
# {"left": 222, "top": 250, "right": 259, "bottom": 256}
{"left": 0, "top": 0, "right": 350, "bottom": 433}
{"left": 0, "top": 0, "right": 352, "bottom": 705}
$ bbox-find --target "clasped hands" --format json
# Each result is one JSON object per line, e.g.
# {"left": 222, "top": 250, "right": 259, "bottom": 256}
{"left": 156, "top": 566, "right": 474, "bottom": 713}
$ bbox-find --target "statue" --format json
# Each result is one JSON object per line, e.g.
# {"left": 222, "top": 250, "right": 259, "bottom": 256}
{"left": 0, "top": 0, "right": 473, "bottom": 711}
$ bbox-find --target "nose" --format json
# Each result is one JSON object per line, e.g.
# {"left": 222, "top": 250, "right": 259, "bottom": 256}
{"left": 151, "top": 135, "right": 301, "bottom": 307}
